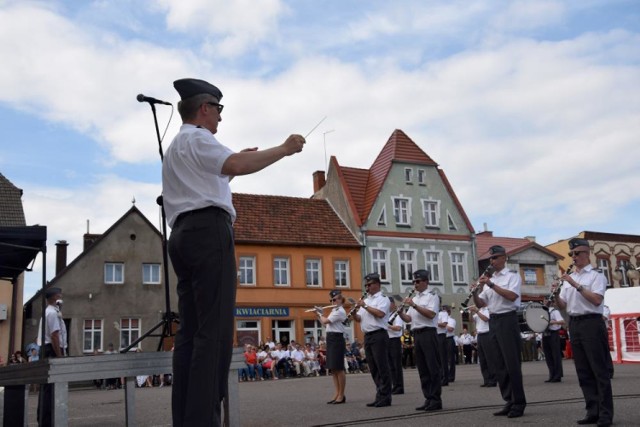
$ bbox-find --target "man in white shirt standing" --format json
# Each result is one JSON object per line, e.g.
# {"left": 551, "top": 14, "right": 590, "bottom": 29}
{"left": 469, "top": 305, "right": 496, "bottom": 387}
{"left": 387, "top": 297, "right": 405, "bottom": 395}
{"left": 542, "top": 302, "right": 565, "bottom": 383}
{"left": 436, "top": 305, "right": 449, "bottom": 386}
{"left": 445, "top": 306, "right": 457, "bottom": 382}
{"left": 163, "top": 78, "right": 305, "bottom": 427}
{"left": 354, "top": 273, "right": 392, "bottom": 407}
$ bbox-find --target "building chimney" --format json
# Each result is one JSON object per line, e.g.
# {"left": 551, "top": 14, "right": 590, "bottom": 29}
{"left": 55, "top": 240, "right": 68, "bottom": 276}
{"left": 313, "top": 170, "right": 326, "bottom": 193}
{"left": 83, "top": 233, "right": 101, "bottom": 251}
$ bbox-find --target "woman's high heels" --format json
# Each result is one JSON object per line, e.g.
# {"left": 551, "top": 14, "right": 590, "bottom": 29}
{"left": 333, "top": 396, "right": 346, "bottom": 404}
{"left": 326, "top": 399, "right": 336, "bottom": 404}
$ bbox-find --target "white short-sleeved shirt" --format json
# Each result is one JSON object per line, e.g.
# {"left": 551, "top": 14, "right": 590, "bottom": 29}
{"left": 558, "top": 264, "right": 607, "bottom": 316}
{"left": 359, "top": 291, "right": 390, "bottom": 333}
{"left": 446, "top": 316, "right": 457, "bottom": 337}
{"left": 162, "top": 124, "right": 236, "bottom": 227}
{"left": 478, "top": 267, "right": 522, "bottom": 313}
{"left": 326, "top": 306, "right": 347, "bottom": 334}
{"left": 388, "top": 314, "right": 404, "bottom": 338}
{"left": 548, "top": 308, "right": 563, "bottom": 331}
{"left": 460, "top": 333, "right": 473, "bottom": 345}
{"left": 473, "top": 307, "right": 490, "bottom": 334}
{"left": 37, "top": 305, "right": 64, "bottom": 346}
{"left": 437, "top": 310, "right": 448, "bottom": 334}
{"left": 406, "top": 291, "right": 439, "bottom": 329}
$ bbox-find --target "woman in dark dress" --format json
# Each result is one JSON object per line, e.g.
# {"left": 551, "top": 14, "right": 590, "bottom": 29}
{"left": 318, "top": 290, "right": 348, "bottom": 404}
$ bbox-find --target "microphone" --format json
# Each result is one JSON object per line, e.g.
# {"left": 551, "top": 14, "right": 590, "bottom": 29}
{"left": 137, "top": 94, "right": 171, "bottom": 106}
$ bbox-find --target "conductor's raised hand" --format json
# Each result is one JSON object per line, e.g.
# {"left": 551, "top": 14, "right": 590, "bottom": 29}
{"left": 282, "top": 134, "right": 305, "bottom": 155}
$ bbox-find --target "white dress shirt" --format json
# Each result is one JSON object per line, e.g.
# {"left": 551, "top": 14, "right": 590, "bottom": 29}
{"left": 359, "top": 291, "right": 390, "bottom": 333}
{"left": 478, "top": 267, "right": 522, "bottom": 313}
{"left": 406, "top": 290, "right": 439, "bottom": 329}
{"left": 558, "top": 264, "right": 607, "bottom": 316}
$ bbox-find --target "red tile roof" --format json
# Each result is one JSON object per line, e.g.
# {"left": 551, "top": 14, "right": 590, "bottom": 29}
{"left": 476, "top": 232, "right": 563, "bottom": 261}
{"left": 232, "top": 193, "right": 360, "bottom": 247}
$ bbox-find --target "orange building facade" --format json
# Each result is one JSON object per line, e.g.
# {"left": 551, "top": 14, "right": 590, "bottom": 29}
{"left": 232, "top": 194, "right": 364, "bottom": 348}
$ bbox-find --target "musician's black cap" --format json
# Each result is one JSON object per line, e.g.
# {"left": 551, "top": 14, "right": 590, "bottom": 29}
{"left": 329, "top": 289, "right": 342, "bottom": 298}
{"left": 489, "top": 245, "right": 506, "bottom": 256}
{"left": 413, "top": 269, "right": 430, "bottom": 281}
{"left": 364, "top": 273, "right": 380, "bottom": 283}
{"left": 45, "top": 287, "right": 62, "bottom": 298}
{"left": 173, "top": 78, "right": 223, "bottom": 101}
{"left": 568, "top": 238, "right": 590, "bottom": 250}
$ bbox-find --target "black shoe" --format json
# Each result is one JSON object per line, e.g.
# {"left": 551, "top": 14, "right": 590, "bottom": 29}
{"left": 415, "top": 402, "right": 429, "bottom": 411}
{"left": 577, "top": 416, "right": 598, "bottom": 425}
{"left": 549, "top": 378, "right": 561, "bottom": 383}
{"left": 333, "top": 397, "right": 346, "bottom": 404}
{"left": 597, "top": 422, "right": 611, "bottom": 427}
{"left": 425, "top": 403, "right": 443, "bottom": 412}
{"left": 544, "top": 379, "right": 552, "bottom": 383}
{"left": 366, "top": 401, "right": 379, "bottom": 407}
{"left": 375, "top": 401, "right": 391, "bottom": 407}
{"left": 508, "top": 410, "right": 524, "bottom": 418}
{"left": 493, "top": 407, "right": 511, "bottom": 416}
{"left": 391, "top": 389, "right": 404, "bottom": 395}
{"left": 480, "top": 384, "right": 487, "bottom": 387}
{"left": 441, "top": 382, "right": 449, "bottom": 386}
{"left": 486, "top": 383, "right": 497, "bottom": 387}
{"left": 326, "top": 399, "right": 336, "bottom": 404}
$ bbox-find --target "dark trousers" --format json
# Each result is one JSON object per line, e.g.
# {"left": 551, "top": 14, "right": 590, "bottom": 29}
{"left": 387, "top": 337, "right": 404, "bottom": 392}
{"left": 437, "top": 334, "right": 448, "bottom": 384}
{"left": 414, "top": 328, "right": 442, "bottom": 405}
{"left": 364, "top": 329, "right": 392, "bottom": 404}
{"left": 570, "top": 315, "right": 614, "bottom": 424}
{"left": 37, "top": 344, "right": 57, "bottom": 427}
{"left": 446, "top": 337, "right": 456, "bottom": 381}
{"left": 487, "top": 311, "right": 526, "bottom": 411}
{"left": 463, "top": 344, "right": 473, "bottom": 364}
{"left": 477, "top": 332, "right": 496, "bottom": 385}
{"left": 542, "top": 331, "right": 563, "bottom": 381}
{"left": 402, "top": 346, "right": 415, "bottom": 368}
{"left": 169, "top": 208, "right": 237, "bottom": 427}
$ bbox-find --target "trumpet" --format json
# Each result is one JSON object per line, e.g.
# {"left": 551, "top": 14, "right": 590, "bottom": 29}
{"left": 388, "top": 288, "right": 417, "bottom": 324}
{"left": 304, "top": 304, "right": 337, "bottom": 313}
{"left": 343, "top": 292, "right": 367, "bottom": 325}
{"left": 545, "top": 263, "right": 575, "bottom": 303}
{"left": 461, "top": 265, "right": 495, "bottom": 308}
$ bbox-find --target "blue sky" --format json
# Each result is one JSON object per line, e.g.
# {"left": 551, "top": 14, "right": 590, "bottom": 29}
{"left": 1, "top": 0, "right": 639, "bottom": 300}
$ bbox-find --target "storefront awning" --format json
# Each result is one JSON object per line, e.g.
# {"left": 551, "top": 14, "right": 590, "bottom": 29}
{"left": 0, "top": 225, "right": 47, "bottom": 282}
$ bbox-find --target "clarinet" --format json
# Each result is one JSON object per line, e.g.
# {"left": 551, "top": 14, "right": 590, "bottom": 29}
{"left": 546, "top": 263, "right": 575, "bottom": 303}
{"left": 388, "top": 288, "right": 417, "bottom": 324}
{"left": 461, "top": 265, "right": 495, "bottom": 308}
{"left": 343, "top": 292, "right": 367, "bottom": 325}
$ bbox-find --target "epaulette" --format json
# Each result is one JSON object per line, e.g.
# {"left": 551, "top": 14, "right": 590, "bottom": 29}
{"left": 509, "top": 269, "right": 518, "bottom": 274}
{"left": 594, "top": 268, "right": 603, "bottom": 273}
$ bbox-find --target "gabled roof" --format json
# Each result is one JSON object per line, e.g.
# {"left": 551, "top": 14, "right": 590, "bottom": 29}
{"left": 476, "top": 232, "right": 563, "bottom": 261}
{"left": 25, "top": 205, "right": 160, "bottom": 306}
{"left": 0, "top": 172, "right": 26, "bottom": 226}
{"left": 233, "top": 193, "right": 360, "bottom": 248}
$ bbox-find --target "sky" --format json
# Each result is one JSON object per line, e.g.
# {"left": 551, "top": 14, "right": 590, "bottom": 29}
{"left": 1, "top": 0, "right": 639, "bottom": 301}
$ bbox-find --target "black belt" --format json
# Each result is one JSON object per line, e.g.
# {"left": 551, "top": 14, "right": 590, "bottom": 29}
{"left": 413, "top": 327, "right": 436, "bottom": 334}
{"left": 570, "top": 313, "right": 601, "bottom": 321}
{"left": 491, "top": 310, "right": 516, "bottom": 318}
{"left": 175, "top": 205, "right": 229, "bottom": 226}
{"left": 364, "top": 329, "right": 385, "bottom": 337}
{"left": 477, "top": 332, "right": 489, "bottom": 336}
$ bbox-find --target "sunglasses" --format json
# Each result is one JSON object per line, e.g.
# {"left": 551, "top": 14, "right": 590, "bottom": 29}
{"left": 490, "top": 255, "right": 504, "bottom": 260}
{"left": 568, "top": 251, "right": 587, "bottom": 257}
{"left": 330, "top": 298, "right": 339, "bottom": 302}
{"left": 412, "top": 279, "right": 425, "bottom": 284}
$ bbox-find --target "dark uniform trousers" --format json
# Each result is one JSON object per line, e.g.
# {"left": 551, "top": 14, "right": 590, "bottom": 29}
{"left": 476, "top": 332, "right": 496, "bottom": 386}
{"left": 487, "top": 311, "right": 526, "bottom": 412}
{"left": 414, "top": 327, "right": 442, "bottom": 406}
{"left": 168, "top": 207, "right": 237, "bottom": 427}
{"left": 37, "top": 344, "right": 58, "bottom": 427}
{"left": 569, "top": 314, "right": 614, "bottom": 424}
{"left": 446, "top": 336, "right": 456, "bottom": 381}
{"left": 364, "top": 329, "right": 392, "bottom": 404}
{"left": 437, "top": 333, "right": 448, "bottom": 385}
{"left": 388, "top": 337, "right": 404, "bottom": 393}
{"left": 542, "top": 330, "right": 563, "bottom": 381}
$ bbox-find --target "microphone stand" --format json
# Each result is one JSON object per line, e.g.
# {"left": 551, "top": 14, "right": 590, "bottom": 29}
{"left": 122, "top": 102, "right": 179, "bottom": 353}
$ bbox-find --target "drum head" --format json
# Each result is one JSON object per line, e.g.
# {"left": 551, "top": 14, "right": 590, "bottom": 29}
{"left": 524, "top": 302, "right": 550, "bottom": 333}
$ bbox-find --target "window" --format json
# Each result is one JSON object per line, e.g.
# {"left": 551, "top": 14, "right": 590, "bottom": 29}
{"left": 334, "top": 260, "right": 350, "bottom": 287}
{"left": 105, "top": 262, "right": 124, "bottom": 284}
{"left": 422, "top": 200, "right": 440, "bottom": 228}
{"left": 142, "top": 263, "right": 161, "bottom": 284}
{"left": 447, "top": 212, "right": 457, "bottom": 231}
{"left": 303, "top": 320, "right": 324, "bottom": 344}
{"left": 392, "top": 197, "right": 411, "bottom": 226}
{"left": 424, "top": 251, "right": 442, "bottom": 283}
{"left": 398, "top": 250, "right": 416, "bottom": 284}
{"left": 274, "top": 257, "right": 290, "bottom": 286}
{"left": 371, "top": 249, "right": 389, "bottom": 281}
{"left": 404, "top": 168, "right": 413, "bottom": 183}
{"left": 83, "top": 319, "right": 102, "bottom": 353}
{"left": 377, "top": 206, "right": 387, "bottom": 226}
{"left": 417, "top": 169, "right": 426, "bottom": 185}
{"left": 450, "top": 252, "right": 467, "bottom": 284}
{"left": 236, "top": 320, "right": 261, "bottom": 347}
{"left": 120, "top": 318, "right": 140, "bottom": 350}
{"left": 306, "top": 258, "right": 322, "bottom": 287}
{"left": 596, "top": 258, "right": 612, "bottom": 287}
{"left": 239, "top": 256, "right": 256, "bottom": 285}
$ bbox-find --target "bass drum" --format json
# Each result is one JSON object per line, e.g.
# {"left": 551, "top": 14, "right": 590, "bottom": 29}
{"left": 517, "top": 302, "right": 550, "bottom": 333}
